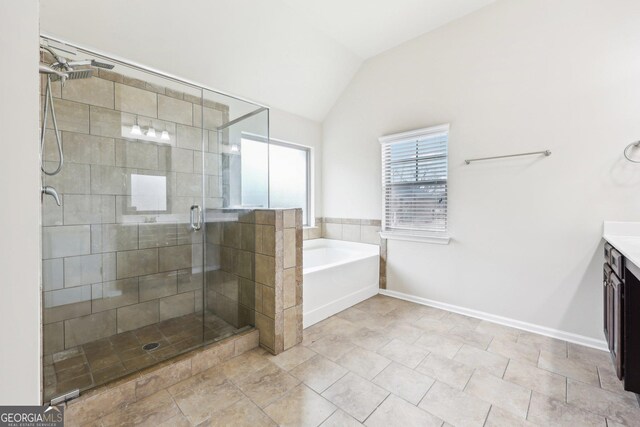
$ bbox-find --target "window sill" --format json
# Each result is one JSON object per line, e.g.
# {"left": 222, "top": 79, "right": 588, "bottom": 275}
{"left": 379, "top": 232, "right": 450, "bottom": 245}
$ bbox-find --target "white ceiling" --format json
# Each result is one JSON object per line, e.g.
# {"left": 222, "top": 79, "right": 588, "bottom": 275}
{"left": 40, "top": 0, "right": 494, "bottom": 121}
{"left": 281, "top": 0, "right": 495, "bottom": 59}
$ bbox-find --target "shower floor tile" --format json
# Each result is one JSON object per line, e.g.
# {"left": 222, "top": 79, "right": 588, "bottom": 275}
{"left": 44, "top": 311, "right": 247, "bottom": 402}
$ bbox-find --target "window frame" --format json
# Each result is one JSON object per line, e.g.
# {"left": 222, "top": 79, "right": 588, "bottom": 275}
{"left": 379, "top": 124, "right": 450, "bottom": 245}
{"left": 240, "top": 134, "right": 312, "bottom": 226}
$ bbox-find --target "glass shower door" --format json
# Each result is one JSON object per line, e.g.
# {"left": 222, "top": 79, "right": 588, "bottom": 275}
{"left": 41, "top": 43, "right": 207, "bottom": 402}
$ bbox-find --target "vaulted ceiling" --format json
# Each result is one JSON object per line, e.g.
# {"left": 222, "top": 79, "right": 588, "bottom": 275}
{"left": 40, "top": 0, "right": 494, "bottom": 121}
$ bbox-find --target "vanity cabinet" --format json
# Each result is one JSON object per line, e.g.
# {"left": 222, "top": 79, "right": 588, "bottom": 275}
{"left": 603, "top": 242, "right": 640, "bottom": 395}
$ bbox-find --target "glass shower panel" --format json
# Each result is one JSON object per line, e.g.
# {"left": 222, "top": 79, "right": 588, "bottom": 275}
{"left": 41, "top": 44, "right": 208, "bottom": 402}
{"left": 203, "top": 91, "right": 268, "bottom": 344}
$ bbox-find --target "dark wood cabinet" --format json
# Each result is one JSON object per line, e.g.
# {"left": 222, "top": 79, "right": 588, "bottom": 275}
{"left": 604, "top": 242, "right": 640, "bottom": 397}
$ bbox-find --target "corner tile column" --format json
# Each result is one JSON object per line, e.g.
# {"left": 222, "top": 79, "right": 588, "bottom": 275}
{"left": 254, "top": 208, "right": 303, "bottom": 354}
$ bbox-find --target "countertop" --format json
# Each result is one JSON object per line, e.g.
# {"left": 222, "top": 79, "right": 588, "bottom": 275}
{"left": 603, "top": 221, "right": 640, "bottom": 268}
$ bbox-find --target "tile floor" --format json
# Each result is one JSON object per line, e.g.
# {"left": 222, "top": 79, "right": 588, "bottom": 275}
{"left": 45, "top": 312, "right": 245, "bottom": 402}
{"left": 77, "top": 295, "right": 640, "bottom": 426}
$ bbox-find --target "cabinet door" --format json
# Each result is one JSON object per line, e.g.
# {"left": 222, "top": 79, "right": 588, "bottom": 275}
{"left": 604, "top": 263, "right": 611, "bottom": 341}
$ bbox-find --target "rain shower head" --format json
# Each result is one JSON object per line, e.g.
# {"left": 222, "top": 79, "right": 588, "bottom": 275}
{"left": 91, "top": 59, "right": 115, "bottom": 70}
{"left": 50, "top": 68, "right": 93, "bottom": 81}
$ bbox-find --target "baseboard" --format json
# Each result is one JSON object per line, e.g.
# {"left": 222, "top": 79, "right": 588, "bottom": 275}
{"left": 304, "top": 284, "right": 379, "bottom": 329}
{"left": 379, "top": 289, "right": 608, "bottom": 351}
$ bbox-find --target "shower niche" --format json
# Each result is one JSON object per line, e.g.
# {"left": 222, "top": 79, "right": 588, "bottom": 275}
{"left": 39, "top": 36, "right": 268, "bottom": 403}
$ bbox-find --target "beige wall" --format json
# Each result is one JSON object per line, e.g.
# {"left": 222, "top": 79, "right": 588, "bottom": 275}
{"left": 0, "top": 0, "right": 41, "bottom": 404}
{"left": 322, "top": 0, "right": 640, "bottom": 343}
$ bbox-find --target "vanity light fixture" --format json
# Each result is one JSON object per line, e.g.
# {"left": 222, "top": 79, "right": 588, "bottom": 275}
{"left": 161, "top": 124, "right": 170, "bottom": 141}
{"left": 130, "top": 116, "right": 142, "bottom": 135}
{"left": 145, "top": 122, "right": 156, "bottom": 138}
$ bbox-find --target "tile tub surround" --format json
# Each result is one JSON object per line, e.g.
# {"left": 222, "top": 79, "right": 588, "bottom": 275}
{"left": 62, "top": 295, "right": 640, "bottom": 426}
{"left": 41, "top": 68, "right": 230, "bottom": 358}
{"left": 61, "top": 328, "right": 259, "bottom": 426}
{"left": 319, "top": 217, "right": 382, "bottom": 246}
{"left": 314, "top": 217, "right": 388, "bottom": 290}
{"left": 206, "top": 208, "right": 304, "bottom": 355}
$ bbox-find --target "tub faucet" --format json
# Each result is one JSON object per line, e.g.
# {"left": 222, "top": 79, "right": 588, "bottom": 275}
{"left": 42, "top": 185, "right": 61, "bottom": 206}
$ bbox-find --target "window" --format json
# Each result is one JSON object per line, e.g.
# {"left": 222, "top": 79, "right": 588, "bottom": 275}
{"left": 240, "top": 137, "right": 311, "bottom": 225}
{"left": 379, "top": 124, "right": 449, "bottom": 244}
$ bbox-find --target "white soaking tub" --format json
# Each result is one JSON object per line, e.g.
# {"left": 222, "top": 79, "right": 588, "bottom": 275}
{"left": 303, "top": 239, "right": 380, "bottom": 328}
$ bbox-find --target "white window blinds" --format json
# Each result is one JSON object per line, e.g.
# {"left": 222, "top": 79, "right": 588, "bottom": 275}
{"left": 380, "top": 124, "right": 449, "bottom": 238}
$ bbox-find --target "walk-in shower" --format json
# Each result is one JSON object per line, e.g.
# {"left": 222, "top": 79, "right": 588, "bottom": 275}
{"left": 39, "top": 35, "right": 269, "bottom": 403}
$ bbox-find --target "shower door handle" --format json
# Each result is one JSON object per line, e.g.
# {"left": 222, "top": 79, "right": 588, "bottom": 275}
{"left": 190, "top": 205, "right": 202, "bottom": 231}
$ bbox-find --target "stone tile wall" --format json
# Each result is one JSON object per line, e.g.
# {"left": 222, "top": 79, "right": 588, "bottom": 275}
{"left": 204, "top": 208, "right": 303, "bottom": 355}
{"left": 41, "top": 69, "right": 229, "bottom": 355}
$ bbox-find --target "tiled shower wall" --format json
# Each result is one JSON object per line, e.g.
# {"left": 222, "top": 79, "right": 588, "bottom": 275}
{"left": 41, "top": 69, "right": 229, "bottom": 355}
{"left": 206, "top": 209, "right": 303, "bottom": 355}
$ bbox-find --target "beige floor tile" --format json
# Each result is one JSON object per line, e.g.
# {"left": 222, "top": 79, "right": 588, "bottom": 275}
{"left": 538, "top": 350, "right": 599, "bottom": 386}
{"left": 267, "top": 345, "right": 317, "bottom": 371}
{"left": 488, "top": 337, "right": 540, "bottom": 365}
{"left": 365, "top": 394, "right": 442, "bottom": 427}
{"left": 311, "top": 316, "right": 361, "bottom": 338}
{"left": 372, "top": 362, "right": 434, "bottom": 405}
{"left": 464, "top": 371, "right": 531, "bottom": 419}
{"left": 447, "top": 326, "right": 494, "bottom": 350}
{"left": 453, "top": 344, "right": 509, "bottom": 378}
{"left": 415, "top": 305, "right": 449, "bottom": 320}
{"left": 597, "top": 363, "right": 634, "bottom": 397}
{"left": 566, "top": 378, "right": 640, "bottom": 425}
{"left": 382, "top": 321, "right": 424, "bottom": 344}
{"left": 376, "top": 338, "right": 428, "bottom": 369}
{"left": 219, "top": 348, "right": 272, "bottom": 382}
{"left": 349, "top": 327, "right": 392, "bottom": 351}
{"left": 418, "top": 381, "right": 491, "bottom": 427}
{"left": 517, "top": 332, "right": 567, "bottom": 356}
{"left": 320, "top": 409, "right": 363, "bottom": 426}
{"left": 384, "top": 304, "right": 436, "bottom": 323}
{"left": 475, "top": 321, "right": 520, "bottom": 342}
{"left": 168, "top": 364, "right": 223, "bottom": 393}
{"left": 173, "top": 377, "right": 245, "bottom": 425}
{"left": 101, "top": 390, "right": 181, "bottom": 427}
{"left": 353, "top": 296, "right": 399, "bottom": 316}
{"left": 441, "top": 312, "right": 482, "bottom": 330}
{"left": 198, "top": 397, "right": 276, "bottom": 427}
{"left": 309, "top": 334, "right": 357, "bottom": 361}
{"left": 414, "top": 332, "right": 464, "bottom": 358}
{"left": 290, "top": 354, "right": 348, "bottom": 393}
{"left": 235, "top": 363, "right": 300, "bottom": 408}
{"left": 336, "top": 347, "right": 391, "bottom": 380}
{"left": 503, "top": 359, "right": 566, "bottom": 401}
{"left": 527, "top": 391, "right": 605, "bottom": 426}
{"left": 322, "top": 372, "right": 389, "bottom": 422}
{"left": 416, "top": 353, "right": 474, "bottom": 390}
{"left": 264, "top": 384, "right": 336, "bottom": 427}
{"left": 484, "top": 406, "right": 537, "bottom": 427}
{"left": 567, "top": 342, "right": 612, "bottom": 367}
{"left": 413, "top": 317, "right": 455, "bottom": 335}
{"left": 157, "top": 412, "right": 191, "bottom": 427}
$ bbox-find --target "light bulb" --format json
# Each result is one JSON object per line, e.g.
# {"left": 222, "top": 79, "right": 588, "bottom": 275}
{"left": 161, "top": 130, "right": 170, "bottom": 141}
{"left": 146, "top": 127, "right": 157, "bottom": 138}
{"left": 130, "top": 124, "right": 142, "bottom": 135}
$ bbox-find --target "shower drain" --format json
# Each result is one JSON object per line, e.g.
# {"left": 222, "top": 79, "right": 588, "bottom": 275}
{"left": 142, "top": 342, "right": 160, "bottom": 351}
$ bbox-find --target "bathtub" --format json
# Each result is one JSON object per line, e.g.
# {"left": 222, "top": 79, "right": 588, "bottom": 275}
{"left": 303, "top": 239, "right": 380, "bottom": 328}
